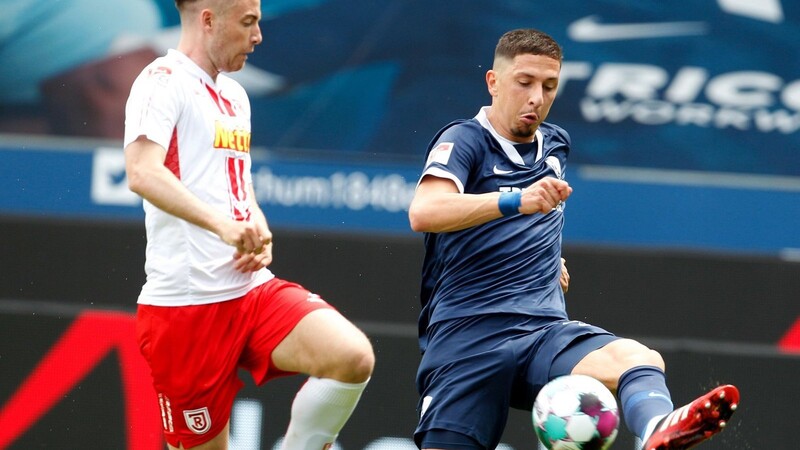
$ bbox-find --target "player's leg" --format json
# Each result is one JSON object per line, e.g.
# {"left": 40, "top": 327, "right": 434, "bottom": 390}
{"left": 415, "top": 346, "right": 517, "bottom": 450}
{"left": 243, "top": 278, "right": 374, "bottom": 449}
{"left": 415, "top": 315, "right": 525, "bottom": 450}
{"left": 273, "top": 308, "right": 374, "bottom": 449}
{"left": 136, "top": 303, "right": 248, "bottom": 450}
{"left": 639, "top": 384, "right": 739, "bottom": 450}
{"left": 569, "top": 338, "right": 664, "bottom": 389}
{"left": 528, "top": 321, "right": 672, "bottom": 447}
{"left": 571, "top": 338, "right": 739, "bottom": 449}
{"left": 570, "top": 339, "right": 674, "bottom": 442}
{"left": 271, "top": 308, "right": 374, "bottom": 382}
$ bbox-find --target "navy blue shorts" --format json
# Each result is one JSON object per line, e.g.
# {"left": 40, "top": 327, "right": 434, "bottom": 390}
{"left": 414, "top": 314, "right": 618, "bottom": 449}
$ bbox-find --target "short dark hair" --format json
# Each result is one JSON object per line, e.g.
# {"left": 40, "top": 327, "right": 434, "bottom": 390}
{"left": 495, "top": 29, "right": 562, "bottom": 63}
{"left": 174, "top": 0, "right": 199, "bottom": 11}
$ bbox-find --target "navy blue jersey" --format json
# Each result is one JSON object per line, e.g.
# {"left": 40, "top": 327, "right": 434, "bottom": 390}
{"left": 417, "top": 108, "right": 571, "bottom": 349}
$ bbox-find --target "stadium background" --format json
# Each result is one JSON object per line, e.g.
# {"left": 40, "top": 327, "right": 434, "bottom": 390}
{"left": 1, "top": 0, "right": 799, "bottom": 449}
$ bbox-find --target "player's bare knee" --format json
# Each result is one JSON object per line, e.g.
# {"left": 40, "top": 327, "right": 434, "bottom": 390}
{"left": 331, "top": 334, "right": 375, "bottom": 383}
{"left": 618, "top": 339, "right": 664, "bottom": 370}
{"left": 354, "top": 336, "right": 376, "bottom": 380}
{"left": 644, "top": 348, "right": 665, "bottom": 371}
{"left": 603, "top": 339, "right": 661, "bottom": 370}
{"left": 350, "top": 344, "right": 375, "bottom": 382}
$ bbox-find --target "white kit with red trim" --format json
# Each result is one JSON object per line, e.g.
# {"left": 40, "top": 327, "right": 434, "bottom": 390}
{"left": 124, "top": 49, "right": 273, "bottom": 307}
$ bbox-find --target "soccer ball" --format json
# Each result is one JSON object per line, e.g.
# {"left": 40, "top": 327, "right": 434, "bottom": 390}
{"left": 533, "top": 375, "right": 619, "bottom": 450}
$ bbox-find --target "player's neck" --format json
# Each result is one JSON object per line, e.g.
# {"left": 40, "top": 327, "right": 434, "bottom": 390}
{"left": 177, "top": 40, "right": 220, "bottom": 82}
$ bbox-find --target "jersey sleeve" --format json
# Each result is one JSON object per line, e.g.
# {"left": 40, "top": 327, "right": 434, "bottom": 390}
{"left": 123, "top": 64, "right": 182, "bottom": 150}
{"left": 419, "top": 123, "right": 480, "bottom": 193}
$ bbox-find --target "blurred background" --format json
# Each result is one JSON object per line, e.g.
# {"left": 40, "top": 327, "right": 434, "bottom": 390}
{"left": 1, "top": 0, "right": 798, "bottom": 449}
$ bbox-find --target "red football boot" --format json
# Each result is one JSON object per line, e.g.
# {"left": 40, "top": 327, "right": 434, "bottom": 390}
{"left": 642, "top": 384, "right": 740, "bottom": 450}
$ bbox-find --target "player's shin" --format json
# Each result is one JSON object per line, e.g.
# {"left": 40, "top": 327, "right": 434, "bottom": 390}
{"left": 281, "top": 376, "right": 369, "bottom": 450}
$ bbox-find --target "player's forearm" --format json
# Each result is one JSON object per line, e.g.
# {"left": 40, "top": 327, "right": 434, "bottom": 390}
{"left": 247, "top": 184, "right": 271, "bottom": 235}
{"left": 128, "top": 163, "right": 230, "bottom": 236}
{"left": 125, "top": 138, "right": 233, "bottom": 236}
{"left": 408, "top": 191, "right": 504, "bottom": 233}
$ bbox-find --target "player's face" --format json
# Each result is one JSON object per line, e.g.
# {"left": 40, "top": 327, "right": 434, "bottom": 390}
{"left": 208, "top": 0, "right": 262, "bottom": 73}
{"left": 486, "top": 54, "right": 560, "bottom": 142}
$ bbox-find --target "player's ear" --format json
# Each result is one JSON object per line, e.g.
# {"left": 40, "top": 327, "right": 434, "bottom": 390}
{"left": 486, "top": 70, "right": 498, "bottom": 97}
{"left": 201, "top": 9, "right": 214, "bottom": 30}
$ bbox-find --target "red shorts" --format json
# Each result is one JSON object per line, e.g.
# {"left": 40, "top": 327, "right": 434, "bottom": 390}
{"left": 136, "top": 277, "right": 334, "bottom": 449}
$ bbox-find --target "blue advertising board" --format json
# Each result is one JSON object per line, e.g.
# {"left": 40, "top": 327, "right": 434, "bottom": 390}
{"left": 0, "top": 138, "right": 420, "bottom": 234}
{"left": 1, "top": 138, "right": 797, "bottom": 256}
{"left": 2, "top": 1, "right": 798, "bottom": 255}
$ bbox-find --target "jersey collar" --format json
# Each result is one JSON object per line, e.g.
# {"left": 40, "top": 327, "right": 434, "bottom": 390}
{"left": 475, "top": 107, "right": 543, "bottom": 166}
{"left": 167, "top": 49, "right": 217, "bottom": 87}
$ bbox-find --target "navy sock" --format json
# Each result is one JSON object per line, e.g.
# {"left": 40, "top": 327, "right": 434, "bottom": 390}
{"left": 617, "top": 366, "right": 674, "bottom": 439}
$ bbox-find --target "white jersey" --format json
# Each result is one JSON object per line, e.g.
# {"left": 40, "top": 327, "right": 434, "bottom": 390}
{"left": 124, "top": 49, "right": 273, "bottom": 306}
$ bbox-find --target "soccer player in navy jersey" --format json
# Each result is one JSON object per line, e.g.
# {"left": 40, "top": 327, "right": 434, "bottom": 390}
{"left": 408, "top": 28, "right": 739, "bottom": 450}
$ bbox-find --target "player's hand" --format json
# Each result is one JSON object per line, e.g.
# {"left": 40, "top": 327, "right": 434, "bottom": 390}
{"left": 228, "top": 220, "right": 272, "bottom": 273}
{"left": 560, "top": 257, "right": 570, "bottom": 293}
{"left": 519, "top": 177, "right": 572, "bottom": 215}
{"left": 220, "top": 220, "right": 270, "bottom": 255}
{"left": 233, "top": 240, "right": 273, "bottom": 272}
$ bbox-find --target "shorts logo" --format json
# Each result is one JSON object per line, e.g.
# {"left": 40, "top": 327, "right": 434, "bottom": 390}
{"left": 183, "top": 407, "right": 211, "bottom": 434}
{"left": 158, "top": 393, "right": 174, "bottom": 432}
{"left": 420, "top": 395, "right": 433, "bottom": 419}
{"left": 561, "top": 320, "right": 590, "bottom": 327}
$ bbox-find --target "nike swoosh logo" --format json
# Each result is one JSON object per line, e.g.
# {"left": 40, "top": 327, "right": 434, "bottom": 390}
{"left": 568, "top": 15, "right": 709, "bottom": 42}
{"left": 719, "top": 0, "right": 784, "bottom": 23}
{"left": 648, "top": 392, "right": 671, "bottom": 400}
{"left": 306, "top": 293, "right": 324, "bottom": 303}
{"left": 493, "top": 165, "right": 513, "bottom": 175}
{"left": 561, "top": 320, "right": 590, "bottom": 327}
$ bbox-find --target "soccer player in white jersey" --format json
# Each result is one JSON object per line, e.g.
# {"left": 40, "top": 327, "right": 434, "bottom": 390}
{"left": 408, "top": 28, "right": 738, "bottom": 450}
{"left": 123, "top": 1, "right": 373, "bottom": 449}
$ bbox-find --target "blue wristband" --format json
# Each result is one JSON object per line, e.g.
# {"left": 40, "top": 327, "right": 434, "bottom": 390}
{"left": 498, "top": 191, "right": 522, "bottom": 216}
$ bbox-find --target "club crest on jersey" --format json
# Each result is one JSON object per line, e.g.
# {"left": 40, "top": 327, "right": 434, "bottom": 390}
{"left": 183, "top": 407, "right": 212, "bottom": 434}
{"left": 214, "top": 121, "right": 251, "bottom": 153}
